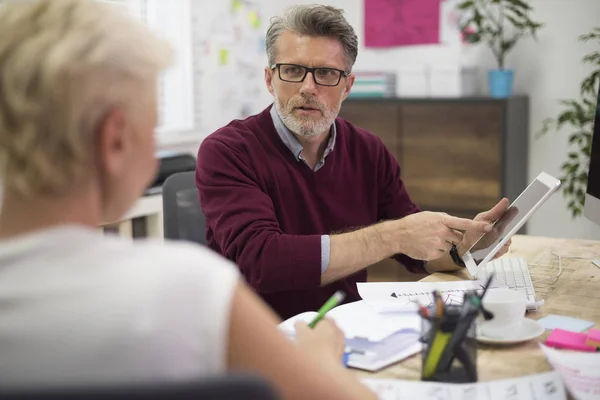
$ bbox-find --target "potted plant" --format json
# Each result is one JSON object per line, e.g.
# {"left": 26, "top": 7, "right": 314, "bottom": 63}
{"left": 456, "top": 0, "right": 544, "bottom": 98}
{"left": 539, "top": 27, "right": 600, "bottom": 217}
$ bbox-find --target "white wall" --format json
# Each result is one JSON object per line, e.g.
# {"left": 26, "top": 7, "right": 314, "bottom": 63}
{"left": 457, "top": 0, "right": 600, "bottom": 240}
{"left": 504, "top": 0, "right": 600, "bottom": 240}
{"left": 266, "top": 0, "right": 600, "bottom": 240}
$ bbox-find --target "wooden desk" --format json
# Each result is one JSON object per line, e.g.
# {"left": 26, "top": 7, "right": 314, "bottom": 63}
{"left": 355, "top": 234, "right": 600, "bottom": 382}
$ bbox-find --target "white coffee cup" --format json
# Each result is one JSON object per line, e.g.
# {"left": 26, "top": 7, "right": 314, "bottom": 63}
{"left": 479, "top": 288, "right": 527, "bottom": 339}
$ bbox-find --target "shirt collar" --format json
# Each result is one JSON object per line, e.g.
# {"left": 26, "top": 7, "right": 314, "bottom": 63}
{"left": 270, "top": 105, "right": 336, "bottom": 162}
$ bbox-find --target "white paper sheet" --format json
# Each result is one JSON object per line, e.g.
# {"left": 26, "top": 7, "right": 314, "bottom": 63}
{"left": 277, "top": 300, "right": 423, "bottom": 371}
{"left": 278, "top": 300, "right": 421, "bottom": 341}
{"left": 540, "top": 343, "right": 600, "bottom": 400}
{"left": 347, "top": 338, "right": 421, "bottom": 372}
{"left": 357, "top": 281, "right": 488, "bottom": 313}
{"left": 363, "top": 371, "right": 566, "bottom": 400}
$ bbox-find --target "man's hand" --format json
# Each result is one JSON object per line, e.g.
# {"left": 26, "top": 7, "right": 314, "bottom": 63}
{"left": 459, "top": 198, "right": 515, "bottom": 259}
{"left": 394, "top": 211, "right": 492, "bottom": 261}
{"left": 294, "top": 318, "right": 345, "bottom": 366}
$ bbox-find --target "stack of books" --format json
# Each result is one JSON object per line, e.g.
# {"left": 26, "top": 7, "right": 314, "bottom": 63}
{"left": 348, "top": 71, "right": 396, "bottom": 98}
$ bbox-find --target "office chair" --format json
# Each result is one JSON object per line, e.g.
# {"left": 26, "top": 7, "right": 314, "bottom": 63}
{"left": 162, "top": 170, "right": 207, "bottom": 245}
{"left": 0, "top": 374, "right": 280, "bottom": 399}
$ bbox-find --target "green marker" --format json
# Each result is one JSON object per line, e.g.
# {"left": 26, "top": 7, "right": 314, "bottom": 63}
{"left": 308, "top": 291, "right": 346, "bottom": 328}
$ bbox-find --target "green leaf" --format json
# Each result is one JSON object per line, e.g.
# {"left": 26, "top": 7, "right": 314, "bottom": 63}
{"left": 457, "top": 0, "right": 475, "bottom": 10}
{"left": 466, "top": 32, "right": 482, "bottom": 44}
{"left": 501, "top": 37, "right": 519, "bottom": 53}
{"left": 565, "top": 183, "right": 574, "bottom": 195}
{"left": 508, "top": 0, "right": 532, "bottom": 11}
{"left": 473, "top": 9, "right": 484, "bottom": 28}
{"left": 581, "top": 70, "right": 600, "bottom": 96}
{"left": 505, "top": 15, "right": 525, "bottom": 29}
{"left": 579, "top": 30, "right": 600, "bottom": 42}
{"left": 530, "top": 22, "right": 544, "bottom": 39}
{"left": 560, "top": 161, "right": 571, "bottom": 171}
{"left": 506, "top": 5, "right": 526, "bottom": 19}
{"left": 568, "top": 163, "right": 579, "bottom": 175}
{"left": 558, "top": 100, "right": 589, "bottom": 126}
{"left": 582, "top": 51, "right": 600, "bottom": 64}
{"left": 583, "top": 97, "right": 596, "bottom": 109}
{"left": 556, "top": 110, "right": 576, "bottom": 128}
{"left": 568, "top": 134, "right": 581, "bottom": 145}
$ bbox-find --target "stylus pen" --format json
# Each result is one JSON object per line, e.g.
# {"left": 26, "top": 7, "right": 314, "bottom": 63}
{"left": 308, "top": 291, "right": 346, "bottom": 328}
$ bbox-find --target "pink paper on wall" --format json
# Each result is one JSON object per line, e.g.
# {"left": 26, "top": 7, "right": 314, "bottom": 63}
{"left": 364, "top": 0, "right": 441, "bottom": 48}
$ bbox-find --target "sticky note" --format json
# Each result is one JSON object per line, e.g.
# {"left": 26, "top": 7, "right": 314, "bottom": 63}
{"left": 248, "top": 10, "right": 260, "bottom": 29}
{"left": 218, "top": 49, "right": 229, "bottom": 66}
{"left": 546, "top": 329, "right": 597, "bottom": 352}
{"left": 587, "top": 328, "right": 600, "bottom": 347}
{"left": 537, "top": 314, "right": 595, "bottom": 332}
{"left": 231, "top": 0, "right": 242, "bottom": 12}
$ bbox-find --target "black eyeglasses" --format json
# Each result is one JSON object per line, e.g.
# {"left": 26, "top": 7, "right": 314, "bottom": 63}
{"left": 271, "top": 63, "right": 348, "bottom": 87}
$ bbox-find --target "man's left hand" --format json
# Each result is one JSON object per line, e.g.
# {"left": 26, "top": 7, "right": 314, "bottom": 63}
{"left": 458, "top": 198, "right": 513, "bottom": 260}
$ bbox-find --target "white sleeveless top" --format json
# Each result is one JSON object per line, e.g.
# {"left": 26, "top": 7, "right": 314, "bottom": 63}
{"left": 0, "top": 225, "right": 239, "bottom": 388}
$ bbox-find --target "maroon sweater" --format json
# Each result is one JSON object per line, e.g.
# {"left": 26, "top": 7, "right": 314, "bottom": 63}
{"left": 196, "top": 106, "right": 425, "bottom": 319}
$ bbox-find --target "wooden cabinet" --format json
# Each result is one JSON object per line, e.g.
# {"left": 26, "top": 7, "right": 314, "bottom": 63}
{"left": 338, "top": 96, "right": 529, "bottom": 221}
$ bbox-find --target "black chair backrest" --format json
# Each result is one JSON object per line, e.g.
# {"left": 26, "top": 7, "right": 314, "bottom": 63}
{"left": 162, "top": 171, "right": 207, "bottom": 245}
{"left": 0, "top": 374, "right": 280, "bottom": 399}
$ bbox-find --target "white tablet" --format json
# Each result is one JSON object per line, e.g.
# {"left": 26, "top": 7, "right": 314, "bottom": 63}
{"left": 462, "top": 171, "right": 561, "bottom": 275}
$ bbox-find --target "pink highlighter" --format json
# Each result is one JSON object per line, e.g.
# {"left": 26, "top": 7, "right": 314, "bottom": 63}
{"left": 546, "top": 328, "right": 597, "bottom": 352}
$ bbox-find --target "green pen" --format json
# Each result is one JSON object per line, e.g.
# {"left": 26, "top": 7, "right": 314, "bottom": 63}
{"left": 308, "top": 291, "right": 346, "bottom": 328}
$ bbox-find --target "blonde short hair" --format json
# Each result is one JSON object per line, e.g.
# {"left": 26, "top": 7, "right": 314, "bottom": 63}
{"left": 0, "top": 0, "right": 172, "bottom": 198}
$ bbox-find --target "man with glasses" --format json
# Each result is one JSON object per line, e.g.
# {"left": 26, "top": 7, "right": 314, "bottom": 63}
{"left": 196, "top": 5, "right": 510, "bottom": 319}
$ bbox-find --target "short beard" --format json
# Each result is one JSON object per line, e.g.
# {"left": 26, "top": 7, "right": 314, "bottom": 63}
{"left": 275, "top": 95, "right": 341, "bottom": 138}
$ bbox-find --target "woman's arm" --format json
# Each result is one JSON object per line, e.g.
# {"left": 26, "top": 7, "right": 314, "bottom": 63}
{"left": 226, "top": 283, "right": 377, "bottom": 400}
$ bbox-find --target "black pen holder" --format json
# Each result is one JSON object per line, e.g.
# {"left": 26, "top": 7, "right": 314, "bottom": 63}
{"left": 420, "top": 304, "right": 478, "bottom": 383}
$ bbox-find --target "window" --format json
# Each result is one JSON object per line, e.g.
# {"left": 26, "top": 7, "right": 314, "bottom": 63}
{"left": 105, "top": 0, "right": 197, "bottom": 145}
{"left": 103, "top": 0, "right": 271, "bottom": 146}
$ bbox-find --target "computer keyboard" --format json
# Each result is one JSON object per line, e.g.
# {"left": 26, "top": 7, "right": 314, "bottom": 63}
{"left": 476, "top": 257, "right": 542, "bottom": 309}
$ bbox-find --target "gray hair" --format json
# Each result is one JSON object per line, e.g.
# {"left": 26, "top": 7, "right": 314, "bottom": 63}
{"left": 266, "top": 4, "right": 358, "bottom": 72}
{"left": 0, "top": 0, "right": 172, "bottom": 198}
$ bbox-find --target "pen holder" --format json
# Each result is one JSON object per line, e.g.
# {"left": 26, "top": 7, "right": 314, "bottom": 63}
{"left": 420, "top": 304, "right": 478, "bottom": 383}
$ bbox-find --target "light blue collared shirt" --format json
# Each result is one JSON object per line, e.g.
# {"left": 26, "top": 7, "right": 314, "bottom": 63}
{"left": 270, "top": 106, "right": 334, "bottom": 274}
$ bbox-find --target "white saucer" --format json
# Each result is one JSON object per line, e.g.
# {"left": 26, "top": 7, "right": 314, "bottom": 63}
{"left": 476, "top": 319, "right": 545, "bottom": 345}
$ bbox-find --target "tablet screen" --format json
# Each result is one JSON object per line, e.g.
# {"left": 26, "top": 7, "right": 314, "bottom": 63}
{"left": 468, "top": 180, "right": 552, "bottom": 264}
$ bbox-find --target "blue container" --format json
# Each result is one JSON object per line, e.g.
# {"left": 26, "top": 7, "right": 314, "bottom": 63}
{"left": 488, "top": 69, "right": 514, "bottom": 98}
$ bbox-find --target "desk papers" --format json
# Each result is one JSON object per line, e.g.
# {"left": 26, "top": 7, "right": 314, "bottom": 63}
{"left": 541, "top": 344, "right": 600, "bottom": 400}
{"left": 278, "top": 300, "right": 420, "bottom": 342}
{"left": 357, "top": 281, "right": 488, "bottom": 313}
{"left": 278, "top": 300, "right": 421, "bottom": 371}
{"left": 363, "top": 371, "right": 566, "bottom": 400}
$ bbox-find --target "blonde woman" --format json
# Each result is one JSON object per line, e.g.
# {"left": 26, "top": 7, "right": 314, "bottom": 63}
{"left": 0, "top": 1, "right": 376, "bottom": 399}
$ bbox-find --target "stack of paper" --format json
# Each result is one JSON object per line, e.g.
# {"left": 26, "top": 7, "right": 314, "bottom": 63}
{"left": 278, "top": 300, "right": 421, "bottom": 371}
